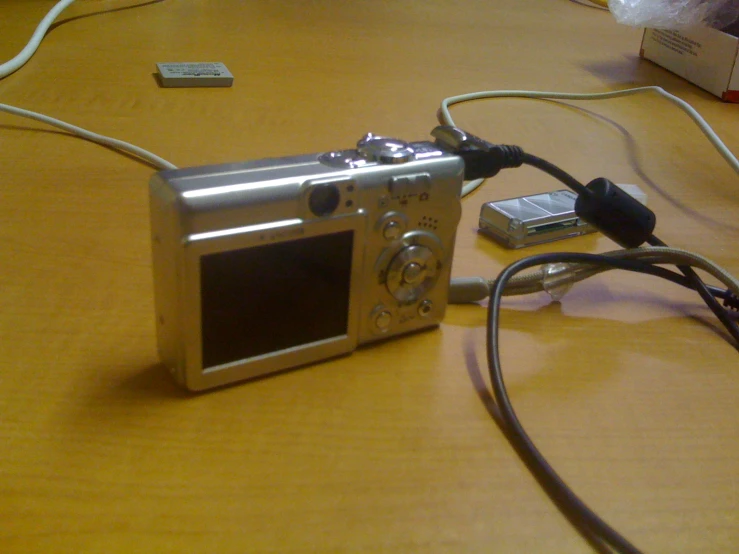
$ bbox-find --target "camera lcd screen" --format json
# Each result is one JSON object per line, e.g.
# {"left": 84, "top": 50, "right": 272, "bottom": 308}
{"left": 200, "top": 230, "right": 354, "bottom": 369}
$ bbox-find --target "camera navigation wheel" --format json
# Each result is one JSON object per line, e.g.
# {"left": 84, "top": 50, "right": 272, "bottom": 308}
{"left": 385, "top": 245, "right": 439, "bottom": 304}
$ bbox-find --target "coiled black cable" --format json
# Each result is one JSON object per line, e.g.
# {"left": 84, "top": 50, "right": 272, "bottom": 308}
{"left": 476, "top": 149, "right": 738, "bottom": 553}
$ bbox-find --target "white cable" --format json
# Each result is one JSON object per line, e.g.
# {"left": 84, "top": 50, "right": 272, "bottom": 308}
{"left": 439, "top": 87, "right": 739, "bottom": 197}
{"left": 0, "top": 0, "right": 77, "bottom": 79}
{"left": 0, "top": 103, "right": 178, "bottom": 170}
{"left": 0, "top": 1, "right": 177, "bottom": 170}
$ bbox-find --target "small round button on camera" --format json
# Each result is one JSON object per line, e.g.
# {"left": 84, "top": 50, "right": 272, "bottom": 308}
{"left": 378, "top": 148, "right": 414, "bottom": 164}
{"left": 308, "top": 183, "right": 341, "bottom": 216}
{"left": 385, "top": 244, "right": 439, "bottom": 304}
{"left": 318, "top": 150, "right": 368, "bottom": 169}
{"left": 402, "top": 262, "right": 426, "bottom": 285}
{"left": 382, "top": 220, "right": 403, "bottom": 241}
{"left": 374, "top": 310, "right": 392, "bottom": 331}
{"left": 377, "top": 212, "right": 408, "bottom": 241}
{"left": 418, "top": 299, "right": 433, "bottom": 317}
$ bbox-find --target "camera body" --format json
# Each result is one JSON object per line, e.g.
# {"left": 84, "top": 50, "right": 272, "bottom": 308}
{"left": 149, "top": 134, "right": 464, "bottom": 390}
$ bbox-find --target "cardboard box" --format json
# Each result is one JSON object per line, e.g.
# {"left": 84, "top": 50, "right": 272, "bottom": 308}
{"left": 640, "top": 26, "right": 739, "bottom": 102}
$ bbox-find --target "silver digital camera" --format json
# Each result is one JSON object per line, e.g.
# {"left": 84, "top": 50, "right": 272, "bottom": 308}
{"left": 149, "top": 133, "right": 464, "bottom": 390}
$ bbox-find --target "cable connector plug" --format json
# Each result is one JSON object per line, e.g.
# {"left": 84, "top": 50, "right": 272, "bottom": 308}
{"left": 431, "top": 126, "right": 524, "bottom": 180}
{"left": 723, "top": 291, "right": 739, "bottom": 312}
{"left": 448, "top": 277, "right": 491, "bottom": 304}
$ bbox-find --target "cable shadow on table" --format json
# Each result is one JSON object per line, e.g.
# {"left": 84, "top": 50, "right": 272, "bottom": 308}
{"left": 508, "top": 94, "right": 739, "bottom": 235}
{"left": 457, "top": 286, "right": 736, "bottom": 553}
{"left": 567, "top": 102, "right": 739, "bottom": 235}
{"left": 462, "top": 323, "right": 615, "bottom": 554}
{"left": 452, "top": 290, "right": 733, "bottom": 399}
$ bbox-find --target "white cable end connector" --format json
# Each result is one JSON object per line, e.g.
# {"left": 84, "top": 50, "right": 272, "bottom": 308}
{"left": 448, "top": 277, "right": 490, "bottom": 304}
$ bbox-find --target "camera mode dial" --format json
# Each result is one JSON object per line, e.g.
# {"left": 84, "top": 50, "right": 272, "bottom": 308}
{"left": 357, "top": 134, "right": 415, "bottom": 164}
{"left": 385, "top": 244, "right": 439, "bottom": 304}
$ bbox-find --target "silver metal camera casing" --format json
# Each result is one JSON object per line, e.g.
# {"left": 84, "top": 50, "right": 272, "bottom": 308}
{"left": 149, "top": 135, "right": 464, "bottom": 391}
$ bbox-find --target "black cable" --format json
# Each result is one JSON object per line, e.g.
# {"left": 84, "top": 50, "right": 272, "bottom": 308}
{"left": 520, "top": 152, "right": 590, "bottom": 196}
{"left": 516, "top": 149, "right": 737, "bottom": 342}
{"left": 648, "top": 235, "right": 739, "bottom": 346}
{"left": 567, "top": 258, "right": 732, "bottom": 306}
{"left": 487, "top": 253, "right": 739, "bottom": 554}
{"left": 447, "top": 130, "right": 738, "bottom": 550}
{"left": 723, "top": 291, "right": 739, "bottom": 312}
{"left": 489, "top": 254, "right": 676, "bottom": 554}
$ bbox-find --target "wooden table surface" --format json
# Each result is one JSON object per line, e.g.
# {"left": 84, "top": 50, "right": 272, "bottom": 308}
{"left": 1, "top": 1, "right": 738, "bottom": 552}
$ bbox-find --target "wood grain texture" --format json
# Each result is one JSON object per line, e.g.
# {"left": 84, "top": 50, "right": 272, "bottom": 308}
{"left": 1, "top": 1, "right": 738, "bottom": 552}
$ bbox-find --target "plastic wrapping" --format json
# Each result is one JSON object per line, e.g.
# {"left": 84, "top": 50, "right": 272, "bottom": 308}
{"left": 541, "top": 263, "right": 573, "bottom": 302}
{"left": 609, "top": 0, "right": 739, "bottom": 30}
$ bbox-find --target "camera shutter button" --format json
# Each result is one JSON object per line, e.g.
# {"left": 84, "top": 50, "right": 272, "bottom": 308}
{"left": 357, "top": 135, "right": 415, "bottom": 164}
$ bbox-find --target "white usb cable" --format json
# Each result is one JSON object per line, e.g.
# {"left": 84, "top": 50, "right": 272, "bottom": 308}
{"left": 0, "top": 0, "right": 77, "bottom": 79}
{"left": 0, "top": 0, "right": 178, "bottom": 170}
{"left": 0, "top": 102, "right": 178, "bottom": 170}
{"left": 2, "top": 2, "right": 738, "bottom": 182}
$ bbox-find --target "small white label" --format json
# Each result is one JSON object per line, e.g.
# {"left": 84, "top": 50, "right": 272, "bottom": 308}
{"left": 157, "top": 62, "right": 233, "bottom": 79}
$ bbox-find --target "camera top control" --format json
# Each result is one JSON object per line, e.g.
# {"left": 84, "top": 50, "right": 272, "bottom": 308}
{"left": 313, "top": 132, "right": 464, "bottom": 342}
{"left": 318, "top": 134, "right": 444, "bottom": 170}
{"left": 319, "top": 133, "right": 464, "bottom": 343}
{"left": 356, "top": 134, "right": 416, "bottom": 164}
